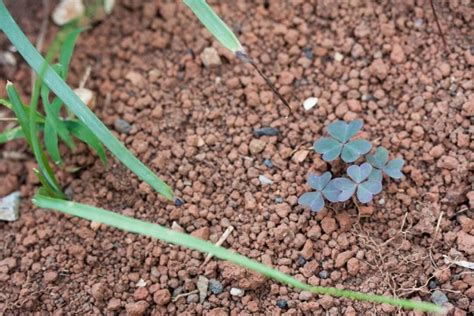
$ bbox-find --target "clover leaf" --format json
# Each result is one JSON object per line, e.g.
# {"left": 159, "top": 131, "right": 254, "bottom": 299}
{"left": 298, "top": 171, "right": 341, "bottom": 212}
{"left": 367, "top": 147, "right": 405, "bottom": 180}
{"left": 314, "top": 119, "right": 371, "bottom": 162}
{"left": 331, "top": 163, "right": 382, "bottom": 203}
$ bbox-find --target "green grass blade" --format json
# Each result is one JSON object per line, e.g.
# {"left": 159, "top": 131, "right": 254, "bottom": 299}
{"left": 41, "top": 85, "right": 75, "bottom": 150}
{"left": 59, "top": 28, "right": 82, "bottom": 79}
{"left": 64, "top": 120, "right": 107, "bottom": 164}
{"left": 0, "top": 1, "right": 173, "bottom": 200}
{"left": 29, "top": 76, "right": 65, "bottom": 198}
{"left": 0, "top": 126, "right": 24, "bottom": 144}
{"left": 44, "top": 118, "right": 62, "bottom": 165}
{"left": 6, "top": 82, "right": 31, "bottom": 144}
{"left": 183, "top": 0, "right": 242, "bottom": 53}
{"left": 1, "top": 96, "right": 45, "bottom": 123}
{"left": 32, "top": 194, "right": 443, "bottom": 314}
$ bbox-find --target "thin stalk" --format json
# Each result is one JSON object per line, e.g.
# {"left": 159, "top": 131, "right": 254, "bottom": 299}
{"left": 33, "top": 194, "right": 443, "bottom": 314}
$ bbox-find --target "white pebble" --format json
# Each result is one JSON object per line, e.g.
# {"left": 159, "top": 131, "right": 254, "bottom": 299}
{"left": 73, "top": 88, "right": 95, "bottom": 108}
{"left": 303, "top": 97, "right": 318, "bottom": 111}
{"left": 334, "top": 52, "right": 344, "bottom": 62}
{"left": 230, "top": 288, "right": 244, "bottom": 297}
{"left": 52, "top": 0, "right": 85, "bottom": 26}
{"left": 259, "top": 175, "right": 273, "bottom": 186}
{"left": 0, "top": 191, "right": 20, "bottom": 221}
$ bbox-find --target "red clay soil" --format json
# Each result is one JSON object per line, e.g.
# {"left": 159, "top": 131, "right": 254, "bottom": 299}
{"left": 0, "top": 0, "right": 473, "bottom": 315}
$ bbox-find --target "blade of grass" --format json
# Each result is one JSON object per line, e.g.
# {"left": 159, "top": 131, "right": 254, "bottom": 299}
{"left": 58, "top": 28, "right": 82, "bottom": 79}
{"left": 183, "top": 0, "right": 242, "bottom": 53}
{"left": 6, "top": 82, "right": 32, "bottom": 144}
{"left": 41, "top": 83, "right": 75, "bottom": 150}
{"left": 30, "top": 75, "right": 65, "bottom": 198}
{"left": 0, "top": 97, "right": 45, "bottom": 123}
{"left": 44, "top": 118, "right": 62, "bottom": 165}
{"left": 65, "top": 120, "right": 107, "bottom": 164}
{"left": 32, "top": 194, "right": 443, "bottom": 313}
{"left": 0, "top": 126, "right": 24, "bottom": 144}
{"left": 0, "top": 1, "right": 173, "bottom": 200}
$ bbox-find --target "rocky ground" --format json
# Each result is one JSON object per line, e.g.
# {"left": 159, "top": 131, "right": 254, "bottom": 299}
{"left": 0, "top": 0, "right": 473, "bottom": 314}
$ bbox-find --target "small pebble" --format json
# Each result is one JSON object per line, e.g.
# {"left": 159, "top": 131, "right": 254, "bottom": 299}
{"left": 0, "top": 191, "right": 20, "bottom": 221}
{"left": 414, "top": 18, "right": 424, "bottom": 28}
{"left": 428, "top": 279, "right": 438, "bottom": 290}
{"left": 431, "top": 290, "right": 448, "bottom": 306}
{"left": 303, "top": 97, "right": 318, "bottom": 111}
{"left": 114, "top": 118, "right": 132, "bottom": 134}
{"left": 186, "top": 293, "right": 199, "bottom": 304}
{"left": 253, "top": 127, "right": 279, "bottom": 137}
{"left": 263, "top": 159, "right": 273, "bottom": 168}
{"left": 276, "top": 298, "right": 288, "bottom": 309}
{"left": 334, "top": 52, "right": 344, "bottom": 62}
{"left": 172, "top": 286, "right": 184, "bottom": 297}
{"left": 52, "top": 0, "right": 85, "bottom": 26}
{"left": 230, "top": 288, "right": 244, "bottom": 297}
{"left": 302, "top": 47, "right": 314, "bottom": 60}
{"left": 378, "top": 198, "right": 385, "bottom": 205}
{"left": 296, "top": 255, "right": 306, "bottom": 267}
{"left": 275, "top": 196, "right": 283, "bottom": 204}
{"left": 209, "top": 279, "right": 223, "bottom": 295}
{"left": 259, "top": 175, "right": 273, "bottom": 186}
{"left": 319, "top": 270, "right": 329, "bottom": 279}
{"left": 174, "top": 198, "right": 184, "bottom": 206}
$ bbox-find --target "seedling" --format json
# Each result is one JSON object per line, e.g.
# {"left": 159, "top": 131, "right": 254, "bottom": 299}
{"left": 299, "top": 119, "right": 404, "bottom": 212}
{"left": 314, "top": 119, "right": 371, "bottom": 162}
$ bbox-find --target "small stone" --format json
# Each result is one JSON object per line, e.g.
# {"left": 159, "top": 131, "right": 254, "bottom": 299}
{"left": 319, "top": 270, "right": 329, "bottom": 279}
{"left": 0, "top": 191, "right": 20, "bottom": 221}
{"left": 274, "top": 196, "right": 283, "bottom": 204}
{"left": 73, "top": 88, "right": 95, "bottom": 109}
{"left": 107, "top": 298, "right": 122, "bottom": 311}
{"left": 303, "top": 47, "right": 314, "bottom": 60}
{"left": 174, "top": 198, "right": 184, "bottom": 206}
{"left": 301, "top": 240, "right": 314, "bottom": 260}
{"left": 428, "top": 279, "right": 438, "bottom": 290}
{"left": 359, "top": 205, "right": 374, "bottom": 216}
{"left": 334, "top": 52, "right": 344, "bottom": 62}
{"left": 230, "top": 287, "right": 244, "bottom": 297}
{"left": 104, "top": 0, "right": 115, "bottom": 14}
{"left": 303, "top": 97, "right": 318, "bottom": 111}
{"left": 90, "top": 221, "right": 101, "bottom": 231}
{"left": 296, "top": 255, "right": 306, "bottom": 267}
{"left": 249, "top": 139, "right": 266, "bottom": 155}
{"left": 186, "top": 294, "right": 199, "bottom": 304}
{"left": 462, "top": 100, "right": 474, "bottom": 116}
{"left": 369, "top": 59, "right": 389, "bottom": 80}
{"left": 467, "top": 191, "right": 474, "bottom": 209}
{"left": 347, "top": 258, "right": 360, "bottom": 276}
{"left": 197, "top": 275, "right": 208, "bottom": 303}
{"left": 390, "top": 43, "right": 405, "bottom": 64}
{"left": 299, "top": 291, "right": 312, "bottom": 301}
{"left": 125, "top": 301, "right": 149, "bottom": 316}
{"left": 253, "top": 127, "right": 279, "bottom": 137}
{"left": 171, "top": 221, "right": 184, "bottom": 232}
{"left": 191, "top": 227, "right": 210, "bottom": 240}
{"left": 209, "top": 279, "right": 223, "bottom": 294}
{"left": 292, "top": 150, "right": 309, "bottom": 163}
{"left": 276, "top": 298, "right": 288, "bottom": 309}
{"left": 275, "top": 203, "right": 290, "bottom": 218}
{"left": 153, "top": 289, "right": 171, "bottom": 305}
{"left": 52, "top": 0, "right": 85, "bottom": 26}
{"left": 430, "top": 145, "right": 445, "bottom": 158}
{"left": 321, "top": 217, "right": 337, "bottom": 234}
{"left": 133, "top": 287, "right": 149, "bottom": 301}
{"left": 335, "top": 251, "right": 353, "bottom": 268}
{"left": 43, "top": 271, "right": 58, "bottom": 283}
{"left": 200, "top": 47, "right": 221, "bottom": 67}
{"left": 136, "top": 279, "right": 147, "bottom": 287}
{"left": 258, "top": 175, "right": 273, "bottom": 186}
{"left": 91, "top": 282, "right": 107, "bottom": 301}
{"left": 279, "top": 71, "right": 294, "bottom": 85}
{"left": 457, "top": 231, "right": 474, "bottom": 255}
{"left": 263, "top": 159, "right": 273, "bottom": 168}
{"left": 0, "top": 51, "right": 16, "bottom": 66}
{"left": 438, "top": 156, "right": 458, "bottom": 170}
{"left": 431, "top": 290, "right": 448, "bottom": 306}
{"left": 114, "top": 118, "right": 132, "bottom": 134}
{"left": 125, "top": 71, "right": 145, "bottom": 87}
